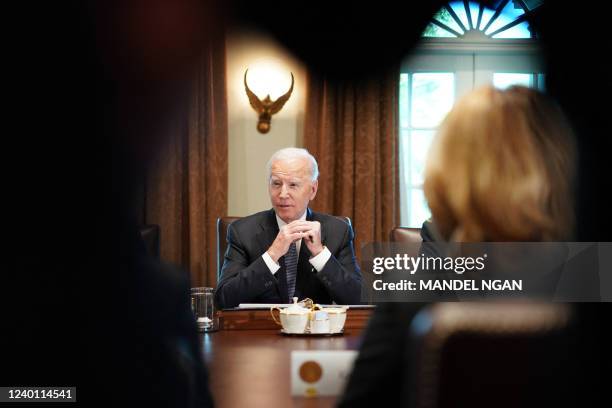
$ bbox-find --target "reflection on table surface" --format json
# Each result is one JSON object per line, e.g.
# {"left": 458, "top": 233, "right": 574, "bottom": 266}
{"left": 200, "top": 308, "right": 373, "bottom": 408}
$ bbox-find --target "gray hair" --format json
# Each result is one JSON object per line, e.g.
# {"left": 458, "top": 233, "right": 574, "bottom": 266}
{"left": 266, "top": 147, "right": 319, "bottom": 181}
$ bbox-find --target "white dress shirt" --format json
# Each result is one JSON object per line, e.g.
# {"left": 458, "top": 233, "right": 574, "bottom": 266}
{"left": 262, "top": 211, "right": 332, "bottom": 275}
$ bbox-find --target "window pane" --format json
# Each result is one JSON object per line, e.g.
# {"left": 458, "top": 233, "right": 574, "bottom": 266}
{"left": 433, "top": 6, "right": 465, "bottom": 35}
{"left": 479, "top": 6, "right": 496, "bottom": 31}
{"left": 409, "top": 189, "right": 431, "bottom": 228}
{"left": 399, "top": 128, "right": 410, "bottom": 185}
{"left": 449, "top": 2, "right": 470, "bottom": 29}
{"left": 492, "top": 21, "right": 531, "bottom": 38}
{"left": 493, "top": 73, "right": 533, "bottom": 89}
{"left": 411, "top": 73, "right": 454, "bottom": 128}
{"left": 423, "top": 23, "right": 457, "bottom": 38}
{"left": 410, "top": 130, "right": 436, "bottom": 186}
{"left": 468, "top": 2, "right": 481, "bottom": 29}
{"left": 399, "top": 128, "right": 412, "bottom": 227}
{"left": 399, "top": 74, "right": 409, "bottom": 128}
{"left": 485, "top": 1, "right": 529, "bottom": 38}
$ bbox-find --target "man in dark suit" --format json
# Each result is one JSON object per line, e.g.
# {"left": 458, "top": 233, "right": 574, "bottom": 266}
{"left": 215, "top": 148, "right": 362, "bottom": 308}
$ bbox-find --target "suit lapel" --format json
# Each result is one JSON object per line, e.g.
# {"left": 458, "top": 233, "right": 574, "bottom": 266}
{"left": 307, "top": 208, "right": 326, "bottom": 244}
{"left": 255, "top": 209, "right": 279, "bottom": 253}
{"left": 302, "top": 209, "right": 315, "bottom": 261}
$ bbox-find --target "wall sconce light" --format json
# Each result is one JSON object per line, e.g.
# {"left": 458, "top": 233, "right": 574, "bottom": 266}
{"left": 244, "top": 69, "right": 294, "bottom": 134}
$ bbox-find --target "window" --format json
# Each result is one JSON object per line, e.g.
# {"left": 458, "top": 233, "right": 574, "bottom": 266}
{"left": 399, "top": 0, "right": 544, "bottom": 227}
{"left": 399, "top": 72, "right": 454, "bottom": 228}
{"left": 423, "top": 0, "right": 543, "bottom": 39}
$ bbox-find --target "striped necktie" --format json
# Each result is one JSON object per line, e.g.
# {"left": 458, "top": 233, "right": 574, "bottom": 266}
{"left": 285, "top": 241, "right": 298, "bottom": 300}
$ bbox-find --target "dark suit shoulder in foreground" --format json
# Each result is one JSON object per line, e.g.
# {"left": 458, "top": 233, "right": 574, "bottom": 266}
{"left": 339, "top": 222, "right": 435, "bottom": 407}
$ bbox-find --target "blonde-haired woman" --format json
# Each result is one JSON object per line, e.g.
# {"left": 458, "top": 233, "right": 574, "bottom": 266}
{"left": 425, "top": 85, "right": 576, "bottom": 242}
{"left": 339, "top": 86, "right": 578, "bottom": 408}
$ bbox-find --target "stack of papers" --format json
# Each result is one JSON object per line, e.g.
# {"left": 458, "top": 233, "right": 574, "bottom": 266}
{"left": 236, "top": 303, "right": 375, "bottom": 309}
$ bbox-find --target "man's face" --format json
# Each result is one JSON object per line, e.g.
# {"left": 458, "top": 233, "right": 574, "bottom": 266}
{"left": 268, "top": 157, "right": 318, "bottom": 223}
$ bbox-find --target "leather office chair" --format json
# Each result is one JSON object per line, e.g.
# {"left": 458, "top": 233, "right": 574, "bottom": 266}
{"left": 390, "top": 227, "right": 422, "bottom": 243}
{"left": 139, "top": 224, "right": 160, "bottom": 259}
{"left": 407, "top": 302, "right": 573, "bottom": 408}
{"left": 216, "top": 216, "right": 352, "bottom": 281}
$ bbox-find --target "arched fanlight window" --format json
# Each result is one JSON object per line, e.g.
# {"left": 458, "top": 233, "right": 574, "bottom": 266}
{"left": 400, "top": 0, "right": 545, "bottom": 227}
{"left": 423, "top": 0, "right": 543, "bottom": 39}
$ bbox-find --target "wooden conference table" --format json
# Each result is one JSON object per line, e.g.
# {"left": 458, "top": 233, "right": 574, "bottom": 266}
{"left": 200, "top": 307, "right": 374, "bottom": 408}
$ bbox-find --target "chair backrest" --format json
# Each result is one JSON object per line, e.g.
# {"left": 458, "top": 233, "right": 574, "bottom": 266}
{"left": 216, "top": 215, "right": 352, "bottom": 282}
{"left": 390, "top": 227, "right": 422, "bottom": 243}
{"left": 139, "top": 224, "right": 160, "bottom": 259}
{"left": 407, "top": 302, "right": 573, "bottom": 408}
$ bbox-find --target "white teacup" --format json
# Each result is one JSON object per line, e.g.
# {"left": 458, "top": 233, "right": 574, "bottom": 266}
{"left": 271, "top": 297, "right": 311, "bottom": 334}
{"left": 322, "top": 307, "right": 348, "bottom": 333}
{"left": 279, "top": 312, "right": 309, "bottom": 333}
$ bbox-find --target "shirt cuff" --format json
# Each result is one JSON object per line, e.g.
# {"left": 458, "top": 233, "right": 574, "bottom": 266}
{"left": 309, "top": 246, "right": 331, "bottom": 272}
{"left": 262, "top": 251, "right": 281, "bottom": 275}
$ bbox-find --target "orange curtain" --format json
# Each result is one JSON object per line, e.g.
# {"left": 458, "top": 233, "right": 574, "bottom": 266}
{"left": 145, "top": 39, "right": 228, "bottom": 287}
{"left": 304, "top": 70, "right": 400, "bottom": 260}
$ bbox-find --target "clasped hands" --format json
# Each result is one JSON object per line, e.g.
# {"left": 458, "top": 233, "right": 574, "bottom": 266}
{"left": 267, "top": 220, "right": 323, "bottom": 263}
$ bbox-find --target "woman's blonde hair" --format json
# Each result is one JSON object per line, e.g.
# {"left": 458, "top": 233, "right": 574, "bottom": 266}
{"left": 424, "top": 85, "right": 576, "bottom": 242}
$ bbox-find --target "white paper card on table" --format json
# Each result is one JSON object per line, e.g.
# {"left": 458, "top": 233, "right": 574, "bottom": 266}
{"left": 291, "top": 350, "right": 358, "bottom": 397}
{"left": 237, "top": 303, "right": 292, "bottom": 309}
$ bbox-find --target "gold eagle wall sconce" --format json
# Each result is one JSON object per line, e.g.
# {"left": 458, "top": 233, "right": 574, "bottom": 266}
{"left": 244, "top": 69, "right": 294, "bottom": 134}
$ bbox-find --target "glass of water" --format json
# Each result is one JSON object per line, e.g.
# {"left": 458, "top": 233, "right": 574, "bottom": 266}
{"left": 190, "top": 287, "right": 218, "bottom": 332}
